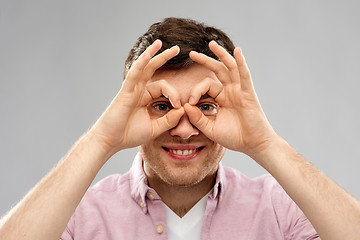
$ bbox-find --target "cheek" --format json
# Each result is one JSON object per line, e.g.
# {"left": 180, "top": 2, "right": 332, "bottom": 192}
{"left": 208, "top": 145, "right": 226, "bottom": 162}
{"left": 138, "top": 144, "right": 162, "bottom": 177}
{"left": 138, "top": 142, "right": 158, "bottom": 157}
{"left": 137, "top": 144, "right": 156, "bottom": 166}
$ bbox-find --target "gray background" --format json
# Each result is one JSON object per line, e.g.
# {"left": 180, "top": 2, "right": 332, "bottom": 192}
{"left": 1, "top": 0, "right": 359, "bottom": 216}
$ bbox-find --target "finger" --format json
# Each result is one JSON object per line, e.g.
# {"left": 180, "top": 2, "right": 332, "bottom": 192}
{"left": 146, "top": 80, "right": 181, "bottom": 108}
{"left": 128, "top": 39, "right": 163, "bottom": 76}
{"left": 234, "top": 47, "right": 253, "bottom": 91}
{"left": 189, "top": 51, "right": 232, "bottom": 84}
{"left": 121, "top": 52, "right": 151, "bottom": 92}
{"left": 152, "top": 107, "right": 185, "bottom": 137}
{"left": 143, "top": 39, "right": 163, "bottom": 58}
{"left": 184, "top": 103, "right": 214, "bottom": 140}
{"left": 209, "top": 41, "right": 241, "bottom": 84}
{"left": 142, "top": 45, "right": 180, "bottom": 80}
{"left": 122, "top": 40, "right": 163, "bottom": 91}
{"left": 189, "top": 78, "right": 223, "bottom": 105}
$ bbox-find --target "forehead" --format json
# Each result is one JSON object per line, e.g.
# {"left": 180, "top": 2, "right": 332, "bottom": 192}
{"left": 149, "top": 64, "right": 220, "bottom": 92}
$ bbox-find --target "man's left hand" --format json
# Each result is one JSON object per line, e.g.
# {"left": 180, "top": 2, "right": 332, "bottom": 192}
{"left": 186, "top": 41, "right": 277, "bottom": 156}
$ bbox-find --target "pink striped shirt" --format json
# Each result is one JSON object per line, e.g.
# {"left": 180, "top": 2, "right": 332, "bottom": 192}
{"left": 61, "top": 153, "right": 319, "bottom": 239}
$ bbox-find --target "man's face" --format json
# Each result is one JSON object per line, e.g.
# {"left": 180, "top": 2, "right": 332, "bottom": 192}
{"left": 138, "top": 64, "right": 226, "bottom": 187}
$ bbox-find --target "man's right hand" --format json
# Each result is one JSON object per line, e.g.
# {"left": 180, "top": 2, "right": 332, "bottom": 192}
{"left": 90, "top": 40, "right": 185, "bottom": 155}
{"left": 0, "top": 41, "right": 185, "bottom": 239}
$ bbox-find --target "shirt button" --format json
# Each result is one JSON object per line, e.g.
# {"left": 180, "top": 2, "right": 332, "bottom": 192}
{"left": 140, "top": 201, "right": 145, "bottom": 208}
{"left": 156, "top": 225, "right": 163, "bottom": 234}
{"left": 148, "top": 192, "right": 155, "bottom": 200}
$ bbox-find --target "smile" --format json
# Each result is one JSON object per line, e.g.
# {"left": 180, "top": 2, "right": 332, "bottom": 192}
{"left": 162, "top": 146, "right": 205, "bottom": 160}
{"left": 168, "top": 149, "right": 198, "bottom": 155}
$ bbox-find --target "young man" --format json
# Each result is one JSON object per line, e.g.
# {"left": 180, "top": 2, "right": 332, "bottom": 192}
{"left": 1, "top": 18, "right": 359, "bottom": 240}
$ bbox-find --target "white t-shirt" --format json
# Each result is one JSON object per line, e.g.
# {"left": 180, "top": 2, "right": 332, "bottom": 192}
{"left": 165, "top": 193, "right": 208, "bottom": 240}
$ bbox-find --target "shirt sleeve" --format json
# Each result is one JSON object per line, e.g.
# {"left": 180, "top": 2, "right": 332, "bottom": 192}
{"left": 60, "top": 228, "right": 73, "bottom": 240}
{"left": 59, "top": 214, "right": 75, "bottom": 240}
{"left": 272, "top": 183, "right": 321, "bottom": 240}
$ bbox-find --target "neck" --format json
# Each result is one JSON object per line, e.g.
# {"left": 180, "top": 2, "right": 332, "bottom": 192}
{"left": 147, "top": 173, "right": 216, "bottom": 218}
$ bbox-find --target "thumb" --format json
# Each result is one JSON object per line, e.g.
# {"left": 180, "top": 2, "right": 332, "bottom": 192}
{"left": 184, "top": 103, "right": 214, "bottom": 140}
{"left": 152, "top": 107, "right": 185, "bottom": 137}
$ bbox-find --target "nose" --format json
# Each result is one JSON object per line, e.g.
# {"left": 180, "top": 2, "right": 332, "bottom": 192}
{"left": 169, "top": 113, "right": 199, "bottom": 139}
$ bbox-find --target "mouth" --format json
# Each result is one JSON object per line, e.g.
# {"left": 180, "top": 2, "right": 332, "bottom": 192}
{"left": 162, "top": 145, "right": 205, "bottom": 160}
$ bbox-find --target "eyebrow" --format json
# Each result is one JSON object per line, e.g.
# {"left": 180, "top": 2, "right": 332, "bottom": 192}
{"left": 199, "top": 93, "right": 214, "bottom": 101}
{"left": 155, "top": 93, "right": 214, "bottom": 102}
{"left": 154, "top": 95, "right": 169, "bottom": 100}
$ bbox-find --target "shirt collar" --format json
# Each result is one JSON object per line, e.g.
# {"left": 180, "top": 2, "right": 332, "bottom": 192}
{"left": 130, "top": 153, "right": 151, "bottom": 213}
{"left": 130, "top": 152, "right": 227, "bottom": 212}
{"left": 210, "top": 161, "right": 226, "bottom": 201}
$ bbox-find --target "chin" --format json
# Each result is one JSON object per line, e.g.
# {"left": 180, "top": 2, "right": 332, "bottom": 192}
{"left": 159, "top": 166, "right": 215, "bottom": 187}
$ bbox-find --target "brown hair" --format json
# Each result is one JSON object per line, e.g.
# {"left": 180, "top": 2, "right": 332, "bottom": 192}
{"left": 124, "top": 17, "right": 235, "bottom": 79}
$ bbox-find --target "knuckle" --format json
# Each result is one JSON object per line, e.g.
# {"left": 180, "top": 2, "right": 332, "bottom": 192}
{"left": 165, "top": 113, "right": 173, "bottom": 127}
{"left": 158, "top": 79, "right": 167, "bottom": 86}
{"left": 228, "top": 63, "right": 238, "bottom": 71}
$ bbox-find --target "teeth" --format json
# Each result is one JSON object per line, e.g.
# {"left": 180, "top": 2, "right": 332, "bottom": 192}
{"left": 169, "top": 149, "right": 197, "bottom": 155}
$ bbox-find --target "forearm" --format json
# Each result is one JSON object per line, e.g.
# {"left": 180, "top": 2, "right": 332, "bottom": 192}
{"left": 250, "top": 136, "right": 360, "bottom": 240}
{"left": 0, "top": 131, "right": 113, "bottom": 240}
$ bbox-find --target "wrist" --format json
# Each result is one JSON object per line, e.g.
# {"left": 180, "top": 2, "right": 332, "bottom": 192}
{"left": 247, "top": 135, "right": 292, "bottom": 171}
{"left": 80, "top": 130, "right": 122, "bottom": 164}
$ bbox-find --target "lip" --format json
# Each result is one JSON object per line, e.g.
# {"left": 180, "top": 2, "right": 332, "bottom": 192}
{"left": 162, "top": 144, "right": 205, "bottom": 161}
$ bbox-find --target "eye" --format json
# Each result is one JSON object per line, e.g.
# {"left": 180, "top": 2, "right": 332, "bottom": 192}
{"left": 197, "top": 102, "right": 218, "bottom": 116}
{"left": 148, "top": 101, "right": 173, "bottom": 117}
{"left": 154, "top": 103, "right": 171, "bottom": 112}
{"left": 198, "top": 104, "right": 211, "bottom": 111}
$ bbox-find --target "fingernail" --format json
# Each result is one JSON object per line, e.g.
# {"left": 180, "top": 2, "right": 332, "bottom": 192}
{"left": 189, "top": 96, "right": 195, "bottom": 105}
{"left": 190, "top": 51, "right": 199, "bottom": 57}
{"left": 153, "top": 39, "right": 162, "bottom": 45}
{"left": 172, "top": 45, "right": 180, "bottom": 54}
{"left": 171, "top": 99, "right": 181, "bottom": 108}
{"left": 176, "top": 100, "right": 181, "bottom": 108}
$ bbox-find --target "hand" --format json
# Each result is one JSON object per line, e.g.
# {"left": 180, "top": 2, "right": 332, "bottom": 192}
{"left": 186, "top": 41, "right": 277, "bottom": 155}
{"left": 90, "top": 40, "right": 184, "bottom": 154}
